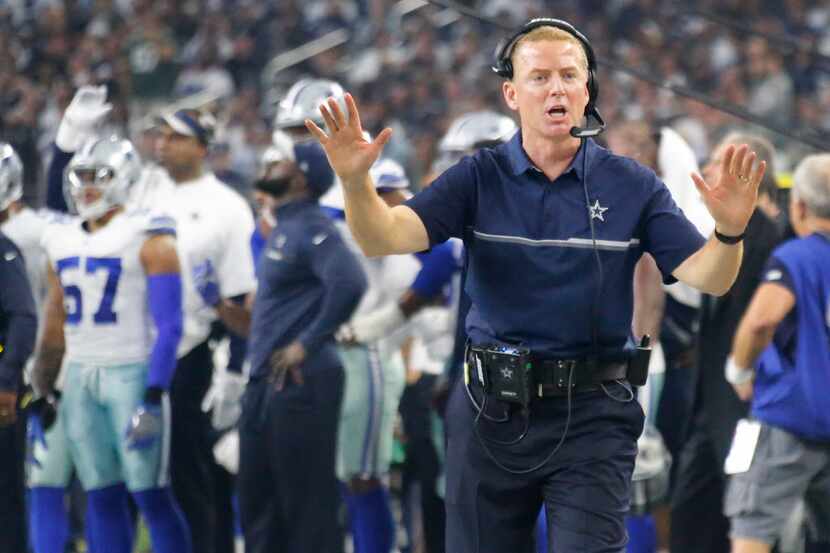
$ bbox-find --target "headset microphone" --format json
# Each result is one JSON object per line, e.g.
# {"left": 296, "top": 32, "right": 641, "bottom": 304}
{"left": 570, "top": 108, "right": 606, "bottom": 138}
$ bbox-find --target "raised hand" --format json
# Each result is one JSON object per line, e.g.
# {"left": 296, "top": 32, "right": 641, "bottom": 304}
{"left": 56, "top": 85, "right": 113, "bottom": 151}
{"left": 691, "top": 144, "right": 767, "bottom": 237}
{"left": 304, "top": 93, "right": 392, "bottom": 185}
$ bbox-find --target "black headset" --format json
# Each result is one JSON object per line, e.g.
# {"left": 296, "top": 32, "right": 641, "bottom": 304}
{"left": 492, "top": 18, "right": 605, "bottom": 138}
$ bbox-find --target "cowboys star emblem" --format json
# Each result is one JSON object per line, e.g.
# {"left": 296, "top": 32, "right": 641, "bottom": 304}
{"left": 500, "top": 367, "right": 514, "bottom": 381}
{"left": 589, "top": 200, "right": 608, "bottom": 222}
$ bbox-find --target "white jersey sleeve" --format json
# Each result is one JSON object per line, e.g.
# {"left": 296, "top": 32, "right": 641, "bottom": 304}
{"left": 2, "top": 207, "right": 73, "bottom": 311}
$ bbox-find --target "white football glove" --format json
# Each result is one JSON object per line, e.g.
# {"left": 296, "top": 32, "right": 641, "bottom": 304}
{"left": 55, "top": 85, "right": 113, "bottom": 152}
{"left": 337, "top": 302, "right": 406, "bottom": 345}
{"left": 213, "top": 430, "right": 240, "bottom": 475}
{"left": 201, "top": 370, "right": 247, "bottom": 431}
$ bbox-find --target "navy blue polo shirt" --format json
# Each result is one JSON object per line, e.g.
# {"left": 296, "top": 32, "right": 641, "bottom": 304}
{"left": 0, "top": 233, "right": 37, "bottom": 391}
{"left": 405, "top": 133, "right": 706, "bottom": 360}
{"left": 247, "top": 199, "right": 367, "bottom": 379}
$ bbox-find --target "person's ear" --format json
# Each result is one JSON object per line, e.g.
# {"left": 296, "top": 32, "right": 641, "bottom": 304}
{"left": 794, "top": 197, "right": 808, "bottom": 221}
{"left": 503, "top": 80, "right": 518, "bottom": 112}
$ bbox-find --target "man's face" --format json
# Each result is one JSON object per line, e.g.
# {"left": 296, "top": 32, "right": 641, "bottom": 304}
{"left": 156, "top": 124, "right": 205, "bottom": 172}
{"left": 502, "top": 39, "right": 590, "bottom": 141}
{"left": 69, "top": 166, "right": 110, "bottom": 205}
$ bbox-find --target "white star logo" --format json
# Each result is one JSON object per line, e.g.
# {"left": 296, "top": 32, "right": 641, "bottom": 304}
{"left": 500, "top": 367, "right": 514, "bottom": 381}
{"left": 589, "top": 200, "right": 608, "bottom": 222}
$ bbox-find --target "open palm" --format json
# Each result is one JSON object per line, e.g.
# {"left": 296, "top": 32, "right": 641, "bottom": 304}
{"left": 691, "top": 144, "right": 767, "bottom": 236}
{"left": 305, "top": 93, "right": 392, "bottom": 186}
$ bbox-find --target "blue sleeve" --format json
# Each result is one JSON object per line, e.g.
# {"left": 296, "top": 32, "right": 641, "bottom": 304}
{"left": 411, "top": 241, "right": 456, "bottom": 298}
{"left": 639, "top": 172, "right": 707, "bottom": 284}
{"left": 146, "top": 273, "right": 183, "bottom": 389}
{"left": 297, "top": 224, "right": 367, "bottom": 352}
{"left": 250, "top": 228, "right": 266, "bottom": 267}
{"left": 46, "top": 145, "right": 75, "bottom": 213}
{"left": 404, "top": 156, "right": 476, "bottom": 246}
{"left": 0, "top": 239, "right": 37, "bottom": 391}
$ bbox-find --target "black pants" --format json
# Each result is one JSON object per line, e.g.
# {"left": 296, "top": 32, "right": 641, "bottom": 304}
{"left": 0, "top": 404, "right": 26, "bottom": 553}
{"left": 170, "top": 341, "right": 225, "bottom": 553}
{"left": 238, "top": 367, "right": 344, "bottom": 553}
{"left": 445, "top": 378, "right": 644, "bottom": 553}
{"left": 670, "top": 418, "right": 730, "bottom": 553}
{"left": 399, "top": 374, "right": 445, "bottom": 553}
{"left": 655, "top": 346, "right": 696, "bottom": 485}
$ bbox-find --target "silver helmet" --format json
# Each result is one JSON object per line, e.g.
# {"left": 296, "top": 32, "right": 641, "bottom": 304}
{"left": 432, "top": 111, "right": 517, "bottom": 175}
{"left": 274, "top": 78, "right": 346, "bottom": 130}
{"left": 438, "top": 110, "right": 517, "bottom": 153}
{"left": 0, "top": 143, "right": 24, "bottom": 212}
{"left": 64, "top": 136, "right": 142, "bottom": 220}
{"left": 630, "top": 424, "right": 672, "bottom": 515}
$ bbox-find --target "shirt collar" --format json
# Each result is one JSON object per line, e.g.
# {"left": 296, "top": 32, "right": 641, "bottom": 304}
{"left": 505, "top": 131, "right": 592, "bottom": 180}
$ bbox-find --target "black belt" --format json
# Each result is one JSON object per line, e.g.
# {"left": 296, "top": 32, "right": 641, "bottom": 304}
{"left": 531, "top": 358, "right": 628, "bottom": 397}
{"left": 468, "top": 347, "right": 629, "bottom": 400}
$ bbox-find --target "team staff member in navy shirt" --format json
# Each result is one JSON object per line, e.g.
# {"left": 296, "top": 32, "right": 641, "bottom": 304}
{"left": 724, "top": 153, "right": 830, "bottom": 553}
{"left": 237, "top": 134, "right": 366, "bottom": 553}
{"left": 307, "top": 18, "right": 766, "bottom": 553}
{"left": 0, "top": 229, "right": 37, "bottom": 553}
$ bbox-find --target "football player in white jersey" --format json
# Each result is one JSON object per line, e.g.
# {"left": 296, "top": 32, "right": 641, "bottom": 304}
{"left": 48, "top": 88, "right": 255, "bottom": 553}
{"left": 33, "top": 136, "right": 191, "bottom": 553}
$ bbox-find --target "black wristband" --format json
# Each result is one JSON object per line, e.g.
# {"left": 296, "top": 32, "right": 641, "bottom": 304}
{"left": 143, "top": 386, "right": 164, "bottom": 405}
{"left": 714, "top": 228, "right": 745, "bottom": 244}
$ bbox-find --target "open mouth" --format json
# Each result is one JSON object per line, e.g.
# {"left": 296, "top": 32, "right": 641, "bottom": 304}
{"left": 547, "top": 106, "right": 567, "bottom": 119}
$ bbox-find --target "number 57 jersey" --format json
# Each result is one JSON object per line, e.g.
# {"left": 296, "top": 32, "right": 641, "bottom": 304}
{"left": 41, "top": 210, "right": 177, "bottom": 365}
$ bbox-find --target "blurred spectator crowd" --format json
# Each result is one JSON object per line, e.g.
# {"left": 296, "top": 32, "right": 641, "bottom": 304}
{"left": 1, "top": 0, "right": 829, "bottom": 205}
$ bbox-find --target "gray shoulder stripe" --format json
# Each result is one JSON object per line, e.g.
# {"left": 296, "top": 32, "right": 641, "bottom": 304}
{"left": 473, "top": 230, "right": 640, "bottom": 251}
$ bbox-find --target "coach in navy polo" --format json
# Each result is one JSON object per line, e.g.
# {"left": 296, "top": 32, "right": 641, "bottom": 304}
{"left": 237, "top": 136, "right": 367, "bottom": 553}
{"left": 307, "top": 18, "right": 766, "bottom": 553}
